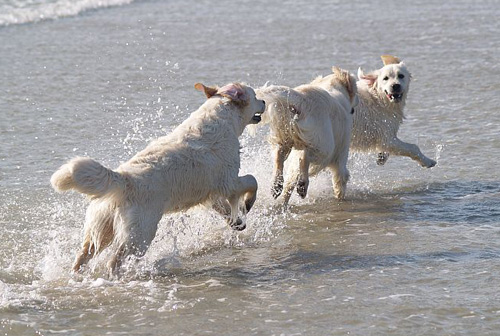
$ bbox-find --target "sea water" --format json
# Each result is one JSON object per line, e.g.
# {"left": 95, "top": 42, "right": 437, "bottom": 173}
{"left": 1, "top": 0, "right": 500, "bottom": 335}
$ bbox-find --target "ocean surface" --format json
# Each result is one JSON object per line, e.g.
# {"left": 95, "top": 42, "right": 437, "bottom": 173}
{"left": 1, "top": 0, "right": 500, "bottom": 335}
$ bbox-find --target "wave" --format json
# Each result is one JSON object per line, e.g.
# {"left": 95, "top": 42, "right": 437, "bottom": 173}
{"left": 0, "top": 0, "right": 135, "bottom": 26}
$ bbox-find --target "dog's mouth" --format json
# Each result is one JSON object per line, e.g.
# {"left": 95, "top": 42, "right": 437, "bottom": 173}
{"left": 250, "top": 112, "right": 263, "bottom": 124}
{"left": 250, "top": 101, "right": 265, "bottom": 124}
{"left": 385, "top": 91, "right": 403, "bottom": 102}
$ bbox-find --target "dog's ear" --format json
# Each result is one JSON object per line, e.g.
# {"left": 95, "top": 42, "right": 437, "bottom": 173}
{"left": 217, "top": 83, "right": 247, "bottom": 104}
{"left": 381, "top": 55, "right": 401, "bottom": 65}
{"left": 194, "top": 83, "right": 218, "bottom": 98}
{"left": 358, "top": 67, "right": 377, "bottom": 87}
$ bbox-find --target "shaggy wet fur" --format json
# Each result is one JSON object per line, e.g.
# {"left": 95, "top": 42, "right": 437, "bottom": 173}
{"left": 51, "top": 83, "right": 265, "bottom": 274}
{"left": 256, "top": 67, "right": 358, "bottom": 206}
{"left": 352, "top": 55, "right": 436, "bottom": 168}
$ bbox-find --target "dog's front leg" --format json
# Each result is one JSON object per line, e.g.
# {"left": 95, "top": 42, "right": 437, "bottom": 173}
{"left": 387, "top": 138, "right": 437, "bottom": 168}
{"left": 212, "top": 198, "right": 232, "bottom": 217}
{"left": 239, "top": 174, "right": 258, "bottom": 214}
{"left": 219, "top": 175, "right": 258, "bottom": 231}
{"left": 296, "top": 149, "right": 310, "bottom": 199}
{"left": 272, "top": 144, "right": 291, "bottom": 199}
{"left": 213, "top": 197, "right": 245, "bottom": 230}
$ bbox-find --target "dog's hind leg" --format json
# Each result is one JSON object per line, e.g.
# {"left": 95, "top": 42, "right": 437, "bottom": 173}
{"left": 329, "top": 164, "right": 350, "bottom": 200}
{"left": 280, "top": 152, "right": 302, "bottom": 208}
{"left": 387, "top": 138, "right": 437, "bottom": 168}
{"left": 106, "top": 205, "right": 163, "bottom": 275}
{"left": 329, "top": 154, "right": 350, "bottom": 201}
{"left": 296, "top": 149, "right": 310, "bottom": 199}
{"left": 107, "top": 244, "right": 126, "bottom": 277}
{"left": 73, "top": 201, "right": 115, "bottom": 272}
{"left": 73, "top": 239, "right": 95, "bottom": 272}
{"left": 271, "top": 144, "right": 291, "bottom": 199}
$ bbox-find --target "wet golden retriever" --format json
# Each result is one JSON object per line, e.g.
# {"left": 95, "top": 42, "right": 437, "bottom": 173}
{"left": 353, "top": 55, "right": 436, "bottom": 168}
{"left": 51, "top": 82, "right": 265, "bottom": 274}
{"left": 257, "top": 67, "right": 358, "bottom": 206}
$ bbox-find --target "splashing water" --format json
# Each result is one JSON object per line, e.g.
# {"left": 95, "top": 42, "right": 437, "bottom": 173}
{"left": 2, "top": 0, "right": 500, "bottom": 334}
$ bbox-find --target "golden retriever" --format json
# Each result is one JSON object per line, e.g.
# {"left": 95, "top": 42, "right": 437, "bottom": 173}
{"left": 353, "top": 55, "right": 436, "bottom": 167}
{"left": 51, "top": 82, "right": 265, "bottom": 274}
{"left": 256, "top": 67, "right": 358, "bottom": 206}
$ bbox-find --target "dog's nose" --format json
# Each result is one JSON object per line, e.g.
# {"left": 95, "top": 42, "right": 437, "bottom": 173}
{"left": 392, "top": 83, "right": 401, "bottom": 92}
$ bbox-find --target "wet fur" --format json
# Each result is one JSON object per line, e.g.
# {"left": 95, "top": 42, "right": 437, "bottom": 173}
{"left": 256, "top": 67, "right": 358, "bottom": 206}
{"left": 352, "top": 55, "right": 436, "bottom": 168}
{"left": 51, "top": 83, "right": 265, "bottom": 275}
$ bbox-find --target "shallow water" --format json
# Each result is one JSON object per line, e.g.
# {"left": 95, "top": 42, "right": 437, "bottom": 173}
{"left": 1, "top": 0, "right": 500, "bottom": 335}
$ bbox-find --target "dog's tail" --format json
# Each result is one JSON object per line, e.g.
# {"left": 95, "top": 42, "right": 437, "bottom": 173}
{"left": 332, "top": 66, "right": 358, "bottom": 108}
{"left": 255, "top": 85, "right": 311, "bottom": 145}
{"left": 51, "top": 157, "right": 126, "bottom": 198}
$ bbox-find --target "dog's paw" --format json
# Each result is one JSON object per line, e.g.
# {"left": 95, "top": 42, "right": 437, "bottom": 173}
{"left": 229, "top": 217, "right": 246, "bottom": 231}
{"left": 377, "top": 152, "right": 389, "bottom": 166}
{"left": 334, "top": 190, "right": 346, "bottom": 201}
{"left": 271, "top": 181, "right": 283, "bottom": 199}
{"left": 296, "top": 180, "right": 309, "bottom": 199}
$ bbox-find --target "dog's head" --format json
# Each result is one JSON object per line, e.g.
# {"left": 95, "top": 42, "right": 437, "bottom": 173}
{"left": 358, "top": 55, "right": 411, "bottom": 103}
{"left": 195, "top": 82, "right": 265, "bottom": 126}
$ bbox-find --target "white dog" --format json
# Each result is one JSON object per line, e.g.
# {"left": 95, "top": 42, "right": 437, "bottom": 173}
{"left": 352, "top": 55, "right": 436, "bottom": 167}
{"left": 51, "top": 82, "right": 266, "bottom": 274}
{"left": 257, "top": 67, "right": 358, "bottom": 206}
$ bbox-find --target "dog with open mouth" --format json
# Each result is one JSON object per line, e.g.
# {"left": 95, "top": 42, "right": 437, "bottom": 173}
{"left": 352, "top": 55, "right": 437, "bottom": 168}
{"left": 51, "top": 82, "right": 265, "bottom": 275}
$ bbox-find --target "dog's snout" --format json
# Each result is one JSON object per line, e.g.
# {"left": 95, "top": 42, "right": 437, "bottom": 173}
{"left": 392, "top": 83, "right": 401, "bottom": 92}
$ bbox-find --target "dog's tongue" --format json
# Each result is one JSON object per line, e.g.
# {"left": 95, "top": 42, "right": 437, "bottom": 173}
{"left": 387, "top": 93, "right": 401, "bottom": 101}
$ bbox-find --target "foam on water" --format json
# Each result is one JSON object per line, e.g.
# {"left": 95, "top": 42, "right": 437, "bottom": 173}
{"left": 0, "top": 0, "right": 134, "bottom": 26}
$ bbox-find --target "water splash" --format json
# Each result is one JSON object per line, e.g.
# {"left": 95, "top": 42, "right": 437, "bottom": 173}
{"left": 435, "top": 143, "right": 444, "bottom": 163}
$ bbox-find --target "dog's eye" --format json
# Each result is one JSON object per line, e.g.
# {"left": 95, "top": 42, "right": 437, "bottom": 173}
{"left": 398, "top": 74, "right": 405, "bottom": 79}
{"left": 383, "top": 76, "right": 389, "bottom": 81}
